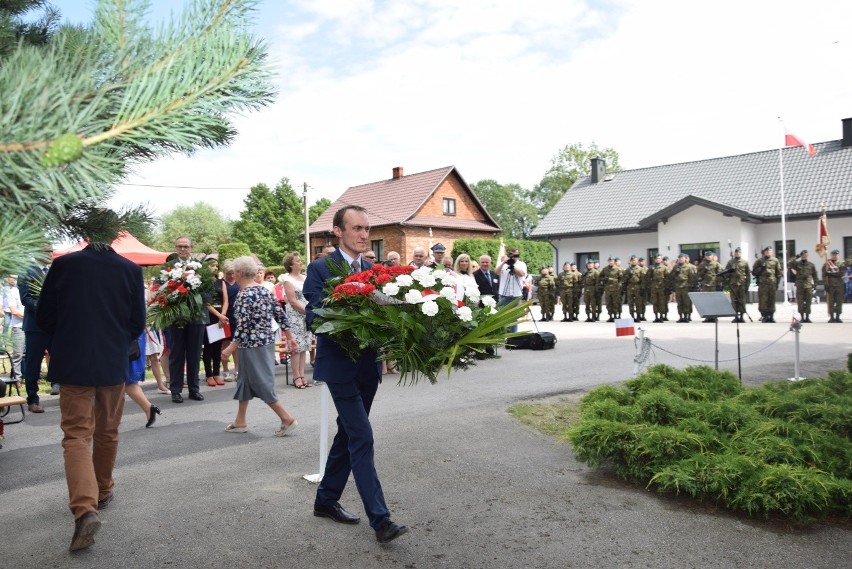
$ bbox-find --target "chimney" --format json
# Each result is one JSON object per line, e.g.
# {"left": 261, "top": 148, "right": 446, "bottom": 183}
{"left": 392, "top": 166, "right": 404, "bottom": 179}
{"left": 590, "top": 157, "right": 606, "bottom": 184}
{"left": 842, "top": 118, "right": 852, "bottom": 148}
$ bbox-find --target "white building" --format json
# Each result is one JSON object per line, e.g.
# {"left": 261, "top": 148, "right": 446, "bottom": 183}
{"left": 532, "top": 118, "right": 852, "bottom": 276}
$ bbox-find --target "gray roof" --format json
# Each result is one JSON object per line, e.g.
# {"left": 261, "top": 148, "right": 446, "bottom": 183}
{"left": 532, "top": 140, "right": 852, "bottom": 239}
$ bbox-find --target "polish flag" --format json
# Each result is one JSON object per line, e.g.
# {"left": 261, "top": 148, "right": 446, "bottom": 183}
{"left": 615, "top": 318, "right": 635, "bottom": 337}
{"left": 784, "top": 129, "right": 816, "bottom": 156}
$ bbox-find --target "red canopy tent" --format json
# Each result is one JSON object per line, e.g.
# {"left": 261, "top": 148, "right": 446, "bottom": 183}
{"left": 52, "top": 231, "right": 170, "bottom": 266}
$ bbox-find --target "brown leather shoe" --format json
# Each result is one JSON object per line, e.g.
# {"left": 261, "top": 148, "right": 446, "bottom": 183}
{"left": 69, "top": 512, "right": 101, "bottom": 552}
{"left": 97, "top": 492, "right": 114, "bottom": 510}
{"left": 28, "top": 403, "right": 44, "bottom": 413}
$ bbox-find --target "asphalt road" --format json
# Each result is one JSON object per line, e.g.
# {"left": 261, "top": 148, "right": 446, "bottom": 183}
{"left": 1, "top": 301, "right": 849, "bottom": 568}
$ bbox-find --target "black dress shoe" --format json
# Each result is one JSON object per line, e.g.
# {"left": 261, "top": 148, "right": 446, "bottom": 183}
{"left": 314, "top": 503, "right": 361, "bottom": 524}
{"left": 375, "top": 519, "right": 408, "bottom": 543}
{"left": 171, "top": 393, "right": 184, "bottom": 403}
{"left": 188, "top": 392, "right": 204, "bottom": 401}
{"left": 146, "top": 405, "right": 161, "bottom": 428}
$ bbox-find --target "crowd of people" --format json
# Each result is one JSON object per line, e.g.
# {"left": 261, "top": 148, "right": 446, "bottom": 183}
{"left": 3, "top": 211, "right": 852, "bottom": 552}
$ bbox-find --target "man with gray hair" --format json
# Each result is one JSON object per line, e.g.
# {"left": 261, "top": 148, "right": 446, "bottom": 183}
{"left": 473, "top": 255, "right": 498, "bottom": 299}
{"left": 409, "top": 246, "right": 427, "bottom": 268}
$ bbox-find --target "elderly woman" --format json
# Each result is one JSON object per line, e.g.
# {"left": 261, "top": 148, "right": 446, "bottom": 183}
{"left": 221, "top": 256, "right": 298, "bottom": 436}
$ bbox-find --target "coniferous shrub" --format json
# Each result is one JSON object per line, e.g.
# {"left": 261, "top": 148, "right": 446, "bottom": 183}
{"left": 567, "top": 365, "right": 852, "bottom": 522}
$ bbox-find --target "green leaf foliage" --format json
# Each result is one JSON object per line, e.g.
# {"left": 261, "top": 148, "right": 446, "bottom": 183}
{"left": 567, "top": 365, "right": 852, "bottom": 522}
{"left": 470, "top": 179, "right": 538, "bottom": 239}
{"left": 450, "top": 237, "right": 554, "bottom": 275}
{"left": 153, "top": 202, "right": 233, "bottom": 255}
{"left": 217, "top": 242, "right": 251, "bottom": 263}
{"left": 1, "top": 0, "right": 275, "bottom": 276}
{"left": 232, "top": 178, "right": 307, "bottom": 266}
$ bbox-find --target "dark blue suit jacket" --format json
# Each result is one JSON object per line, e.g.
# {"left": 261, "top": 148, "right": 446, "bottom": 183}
{"left": 304, "top": 249, "right": 381, "bottom": 384}
{"left": 36, "top": 246, "right": 145, "bottom": 387}
{"left": 18, "top": 265, "right": 48, "bottom": 333}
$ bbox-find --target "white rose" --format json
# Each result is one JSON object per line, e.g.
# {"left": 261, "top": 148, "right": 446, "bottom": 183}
{"left": 457, "top": 306, "right": 473, "bottom": 322}
{"left": 421, "top": 300, "right": 439, "bottom": 317}
{"left": 418, "top": 274, "right": 437, "bottom": 287}
{"left": 404, "top": 289, "right": 423, "bottom": 303}
{"left": 382, "top": 282, "right": 400, "bottom": 296}
{"left": 439, "top": 286, "right": 457, "bottom": 301}
{"left": 395, "top": 275, "right": 414, "bottom": 287}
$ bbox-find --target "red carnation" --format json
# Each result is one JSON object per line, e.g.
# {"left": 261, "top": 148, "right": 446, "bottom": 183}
{"left": 388, "top": 265, "right": 414, "bottom": 275}
{"left": 177, "top": 285, "right": 188, "bottom": 294}
{"left": 374, "top": 273, "right": 392, "bottom": 285}
{"left": 359, "top": 284, "right": 376, "bottom": 296}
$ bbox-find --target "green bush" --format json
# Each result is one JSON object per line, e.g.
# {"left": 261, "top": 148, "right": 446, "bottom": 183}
{"left": 217, "top": 242, "right": 251, "bottom": 263}
{"left": 567, "top": 365, "right": 852, "bottom": 523}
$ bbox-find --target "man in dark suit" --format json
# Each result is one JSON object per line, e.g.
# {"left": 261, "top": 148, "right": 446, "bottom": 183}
{"left": 473, "top": 254, "right": 499, "bottom": 300}
{"left": 36, "top": 220, "right": 146, "bottom": 552}
{"left": 166, "top": 236, "right": 205, "bottom": 403}
{"left": 17, "top": 244, "right": 56, "bottom": 412}
{"left": 304, "top": 205, "right": 408, "bottom": 544}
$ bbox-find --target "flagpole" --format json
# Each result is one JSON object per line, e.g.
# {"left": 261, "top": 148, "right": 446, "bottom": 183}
{"left": 778, "top": 117, "right": 789, "bottom": 306}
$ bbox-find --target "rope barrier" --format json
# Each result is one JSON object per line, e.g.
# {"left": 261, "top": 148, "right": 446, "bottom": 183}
{"left": 644, "top": 329, "right": 792, "bottom": 365}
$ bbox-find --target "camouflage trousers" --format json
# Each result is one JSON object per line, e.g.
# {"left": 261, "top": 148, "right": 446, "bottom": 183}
{"left": 650, "top": 287, "right": 668, "bottom": 314}
{"left": 539, "top": 293, "right": 555, "bottom": 317}
{"left": 604, "top": 288, "right": 621, "bottom": 315}
{"left": 675, "top": 287, "right": 692, "bottom": 316}
{"left": 626, "top": 285, "right": 643, "bottom": 317}
{"left": 826, "top": 280, "right": 844, "bottom": 315}
{"left": 729, "top": 284, "right": 748, "bottom": 315}
{"left": 560, "top": 291, "right": 576, "bottom": 316}
{"left": 796, "top": 285, "right": 813, "bottom": 316}
{"left": 585, "top": 288, "right": 599, "bottom": 315}
{"left": 757, "top": 280, "right": 777, "bottom": 315}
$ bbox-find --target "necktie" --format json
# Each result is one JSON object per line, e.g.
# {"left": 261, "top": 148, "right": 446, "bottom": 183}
{"left": 351, "top": 260, "right": 360, "bottom": 274}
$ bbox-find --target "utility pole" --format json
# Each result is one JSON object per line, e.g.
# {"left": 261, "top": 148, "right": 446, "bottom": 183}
{"left": 303, "top": 182, "right": 310, "bottom": 263}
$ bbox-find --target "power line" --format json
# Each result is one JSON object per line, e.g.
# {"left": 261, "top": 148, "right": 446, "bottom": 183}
{"left": 123, "top": 183, "right": 249, "bottom": 190}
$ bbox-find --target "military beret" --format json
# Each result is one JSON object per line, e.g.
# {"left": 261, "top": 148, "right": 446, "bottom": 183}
{"left": 831, "top": 249, "right": 840, "bottom": 254}
{"left": 799, "top": 249, "right": 807, "bottom": 255}
{"left": 614, "top": 257, "right": 620, "bottom": 261}
{"left": 586, "top": 259, "right": 594, "bottom": 264}
{"left": 570, "top": 262, "right": 577, "bottom": 266}
{"left": 704, "top": 250, "right": 715, "bottom": 256}
{"left": 607, "top": 256, "right": 614, "bottom": 261}
{"left": 430, "top": 243, "right": 446, "bottom": 252}
{"left": 662, "top": 256, "right": 669, "bottom": 261}
{"left": 638, "top": 257, "right": 645, "bottom": 261}
{"left": 734, "top": 247, "right": 741, "bottom": 252}
{"left": 762, "top": 245, "right": 773, "bottom": 252}
{"left": 629, "top": 254, "right": 637, "bottom": 260}
{"left": 678, "top": 252, "right": 689, "bottom": 258}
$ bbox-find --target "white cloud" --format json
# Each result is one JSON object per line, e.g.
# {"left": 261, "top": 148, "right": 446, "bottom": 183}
{"left": 106, "top": 0, "right": 852, "bottom": 219}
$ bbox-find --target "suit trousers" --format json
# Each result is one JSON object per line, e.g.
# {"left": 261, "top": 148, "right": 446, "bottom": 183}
{"left": 59, "top": 383, "right": 125, "bottom": 520}
{"left": 22, "top": 329, "right": 51, "bottom": 405}
{"left": 315, "top": 375, "right": 390, "bottom": 530}
{"left": 168, "top": 323, "right": 204, "bottom": 394}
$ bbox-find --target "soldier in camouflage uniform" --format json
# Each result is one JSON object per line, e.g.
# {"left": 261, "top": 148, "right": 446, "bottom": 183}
{"left": 600, "top": 257, "right": 623, "bottom": 322}
{"left": 536, "top": 266, "right": 557, "bottom": 321}
{"left": 571, "top": 263, "right": 582, "bottom": 320}
{"left": 697, "top": 249, "right": 723, "bottom": 322}
{"left": 822, "top": 249, "right": 847, "bottom": 323}
{"left": 725, "top": 247, "right": 750, "bottom": 323}
{"left": 752, "top": 245, "right": 783, "bottom": 323}
{"left": 624, "top": 255, "right": 647, "bottom": 321}
{"left": 582, "top": 260, "right": 600, "bottom": 322}
{"left": 788, "top": 250, "right": 817, "bottom": 323}
{"left": 670, "top": 252, "right": 697, "bottom": 322}
{"left": 649, "top": 254, "right": 670, "bottom": 322}
{"left": 557, "top": 262, "right": 580, "bottom": 321}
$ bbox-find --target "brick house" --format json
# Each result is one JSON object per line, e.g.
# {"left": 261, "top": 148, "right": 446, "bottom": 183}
{"left": 307, "top": 166, "right": 501, "bottom": 264}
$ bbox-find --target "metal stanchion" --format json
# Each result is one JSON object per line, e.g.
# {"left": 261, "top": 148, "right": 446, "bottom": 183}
{"left": 788, "top": 317, "right": 803, "bottom": 381}
{"left": 303, "top": 382, "right": 329, "bottom": 483}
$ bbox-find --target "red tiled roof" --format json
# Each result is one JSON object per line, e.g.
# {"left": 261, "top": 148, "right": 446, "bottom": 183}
{"left": 308, "top": 166, "right": 499, "bottom": 234}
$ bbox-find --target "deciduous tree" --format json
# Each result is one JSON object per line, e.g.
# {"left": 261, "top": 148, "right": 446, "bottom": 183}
{"left": 154, "top": 203, "right": 233, "bottom": 255}
{"left": 470, "top": 179, "right": 538, "bottom": 239}
{"left": 233, "top": 179, "right": 305, "bottom": 266}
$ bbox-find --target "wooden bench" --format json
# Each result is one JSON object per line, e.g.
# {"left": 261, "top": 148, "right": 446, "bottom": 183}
{"left": 0, "top": 394, "right": 27, "bottom": 425}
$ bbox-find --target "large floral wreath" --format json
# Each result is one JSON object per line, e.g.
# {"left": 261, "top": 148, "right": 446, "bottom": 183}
{"left": 311, "top": 260, "right": 528, "bottom": 385}
{"left": 147, "top": 259, "right": 217, "bottom": 329}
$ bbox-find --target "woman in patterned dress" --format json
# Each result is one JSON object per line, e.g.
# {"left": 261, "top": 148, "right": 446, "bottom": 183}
{"left": 221, "top": 256, "right": 298, "bottom": 436}
{"left": 281, "top": 251, "right": 312, "bottom": 389}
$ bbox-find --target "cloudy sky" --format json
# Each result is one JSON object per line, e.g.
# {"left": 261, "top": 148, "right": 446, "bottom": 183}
{"left": 61, "top": 0, "right": 851, "bottom": 219}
